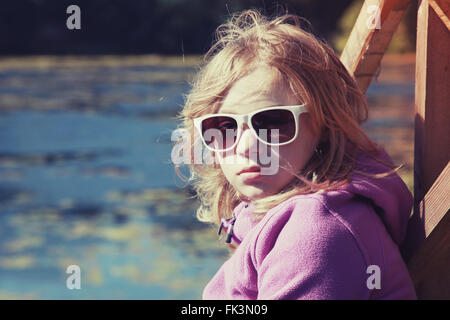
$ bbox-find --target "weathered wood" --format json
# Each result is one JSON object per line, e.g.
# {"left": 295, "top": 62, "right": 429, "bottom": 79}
{"left": 407, "top": 165, "right": 450, "bottom": 300}
{"left": 340, "top": 0, "right": 411, "bottom": 93}
{"left": 407, "top": 208, "right": 450, "bottom": 299}
{"left": 402, "top": 0, "right": 450, "bottom": 299}
{"left": 430, "top": 0, "right": 450, "bottom": 30}
{"left": 413, "top": 0, "right": 450, "bottom": 202}
{"left": 419, "top": 164, "right": 450, "bottom": 237}
{"left": 402, "top": 165, "right": 450, "bottom": 260}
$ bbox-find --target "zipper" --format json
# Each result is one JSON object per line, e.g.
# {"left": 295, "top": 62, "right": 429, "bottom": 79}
{"left": 218, "top": 216, "right": 236, "bottom": 244}
{"left": 218, "top": 202, "right": 249, "bottom": 244}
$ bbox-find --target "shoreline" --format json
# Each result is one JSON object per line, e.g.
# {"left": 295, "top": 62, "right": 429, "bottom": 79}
{"left": 0, "top": 53, "right": 415, "bottom": 70}
{"left": 0, "top": 54, "right": 204, "bottom": 70}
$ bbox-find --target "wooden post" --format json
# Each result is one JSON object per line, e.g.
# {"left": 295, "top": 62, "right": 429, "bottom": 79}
{"left": 414, "top": 0, "right": 450, "bottom": 198}
{"left": 402, "top": 0, "right": 450, "bottom": 299}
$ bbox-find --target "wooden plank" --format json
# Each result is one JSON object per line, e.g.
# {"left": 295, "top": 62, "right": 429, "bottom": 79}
{"left": 402, "top": 0, "right": 450, "bottom": 299}
{"left": 402, "top": 0, "right": 450, "bottom": 261}
{"left": 340, "top": 0, "right": 411, "bottom": 93}
{"left": 402, "top": 164, "right": 450, "bottom": 260}
{"left": 405, "top": 165, "right": 450, "bottom": 300}
{"left": 420, "top": 163, "right": 450, "bottom": 237}
{"left": 407, "top": 209, "right": 450, "bottom": 299}
{"left": 414, "top": 0, "right": 450, "bottom": 202}
{"left": 430, "top": 0, "right": 450, "bottom": 30}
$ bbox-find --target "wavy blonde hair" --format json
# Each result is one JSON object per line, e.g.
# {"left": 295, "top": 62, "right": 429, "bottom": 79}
{"left": 175, "top": 10, "right": 383, "bottom": 226}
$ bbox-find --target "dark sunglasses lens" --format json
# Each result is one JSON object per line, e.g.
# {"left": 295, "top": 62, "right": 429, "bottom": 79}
{"left": 251, "top": 109, "right": 296, "bottom": 143}
{"left": 201, "top": 116, "right": 238, "bottom": 150}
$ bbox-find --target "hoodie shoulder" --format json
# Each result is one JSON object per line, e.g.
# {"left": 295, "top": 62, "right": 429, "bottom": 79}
{"left": 337, "top": 149, "right": 413, "bottom": 245}
{"left": 252, "top": 195, "right": 372, "bottom": 299}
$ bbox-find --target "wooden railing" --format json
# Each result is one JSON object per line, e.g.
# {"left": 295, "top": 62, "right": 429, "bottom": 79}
{"left": 340, "top": 0, "right": 450, "bottom": 299}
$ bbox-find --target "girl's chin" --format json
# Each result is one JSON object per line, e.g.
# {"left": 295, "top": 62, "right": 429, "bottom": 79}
{"left": 236, "top": 184, "right": 275, "bottom": 201}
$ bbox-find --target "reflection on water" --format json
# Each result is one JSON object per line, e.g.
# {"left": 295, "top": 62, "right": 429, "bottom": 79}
{"left": 0, "top": 54, "right": 414, "bottom": 299}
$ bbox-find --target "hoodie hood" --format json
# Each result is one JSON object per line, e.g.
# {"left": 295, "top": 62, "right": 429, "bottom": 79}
{"left": 338, "top": 149, "right": 413, "bottom": 245}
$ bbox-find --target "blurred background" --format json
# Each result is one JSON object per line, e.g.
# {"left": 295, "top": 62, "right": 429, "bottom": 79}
{"left": 0, "top": 0, "right": 416, "bottom": 299}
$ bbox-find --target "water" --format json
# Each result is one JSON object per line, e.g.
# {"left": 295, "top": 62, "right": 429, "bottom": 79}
{"left": 0, "top": 55, "right": 415, "bottom": 299}
{"left": 0, "top": 61, "right": 228, "bottom": 299}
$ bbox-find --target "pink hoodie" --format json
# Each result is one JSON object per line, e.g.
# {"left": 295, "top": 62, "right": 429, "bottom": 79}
{"left": 203, "top": 150, "right": 417, "bottom": 299}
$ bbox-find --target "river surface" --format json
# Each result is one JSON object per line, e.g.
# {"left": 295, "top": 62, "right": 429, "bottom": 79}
{"left": 0, "top": 55, "right": 415, "bottom": 299}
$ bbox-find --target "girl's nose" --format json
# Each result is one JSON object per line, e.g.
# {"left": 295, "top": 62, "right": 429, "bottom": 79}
{"left": 235, "top": 125, "right": 258, "bottom": 156}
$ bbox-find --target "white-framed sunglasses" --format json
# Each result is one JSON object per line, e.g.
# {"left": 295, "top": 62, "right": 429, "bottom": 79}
{"left": 193, "top": 104, "right": 308, "bottom": 152}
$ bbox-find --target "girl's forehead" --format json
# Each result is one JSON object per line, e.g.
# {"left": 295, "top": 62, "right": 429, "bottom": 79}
{"left": 219, "top": 68, "right": 296, "bottom": 114}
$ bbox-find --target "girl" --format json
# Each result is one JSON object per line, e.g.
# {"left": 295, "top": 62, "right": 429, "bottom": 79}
{"left": 175, "top": 10, "right": 416, "bottom": 299}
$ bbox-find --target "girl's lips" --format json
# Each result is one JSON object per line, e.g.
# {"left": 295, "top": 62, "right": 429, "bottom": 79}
{"left": 237, "top": 166, "right": 261, "bottom": 175}
{"left": 238, "top": 167, "right": 263, "bottom": 183}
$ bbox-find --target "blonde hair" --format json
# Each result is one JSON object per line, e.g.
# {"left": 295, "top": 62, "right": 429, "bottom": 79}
{"left": 176, "top": 10, "right": 383, "bottom": 226}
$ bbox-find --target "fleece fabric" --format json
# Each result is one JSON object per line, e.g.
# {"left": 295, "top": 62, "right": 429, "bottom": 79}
{"left": 203, "top": 150, "right": 417, "bottom": 300}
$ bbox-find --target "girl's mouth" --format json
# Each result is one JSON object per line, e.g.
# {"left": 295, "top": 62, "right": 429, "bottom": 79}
{"left": 237, "top": 166, "right": 261, "bottom": 175}
{"left": 237, "top": 166, "right": 263, "bottom": 183}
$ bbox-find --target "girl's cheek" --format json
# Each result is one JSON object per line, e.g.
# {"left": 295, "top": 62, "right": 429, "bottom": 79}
{"left": 214, "top": 150, "right": 228, "bottom": 166}
{"left": 219, "top": 163, "right": 240, "bottom": 189}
